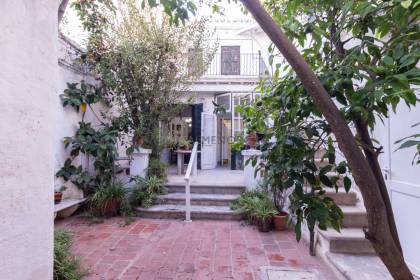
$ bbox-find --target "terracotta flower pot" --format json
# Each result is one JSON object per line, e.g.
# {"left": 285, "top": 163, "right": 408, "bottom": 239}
{"left": 101, "top": 198, "right": 120, "bottom": 217}
{"left": 134, "top": 135, "right": 145, "bottom": 147}
{"left": 246, "top": 132, "right": 257, "bottom": 149}
{"left": 54, "top": 192, "right": 63, "bottom": 204}
{"left": 257, "top": 219, "right": 272, "bottom": 232}
{"left": 273, "top": 211, "right": 289, "bottom": 231}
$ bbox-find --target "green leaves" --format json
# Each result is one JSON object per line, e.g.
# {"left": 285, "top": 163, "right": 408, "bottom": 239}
{"left": 60, "top": 81, "right": 101, "bottom": 113}
{"left": 344, "top": 176, "right": 352, "bottom": 192}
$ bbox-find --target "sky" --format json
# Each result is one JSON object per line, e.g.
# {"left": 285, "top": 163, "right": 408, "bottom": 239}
{"left": 59, "top": 0, "right": 253, "bottom": 46}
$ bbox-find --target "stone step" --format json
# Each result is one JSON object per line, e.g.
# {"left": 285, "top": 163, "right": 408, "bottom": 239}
{"left": 156, "top": 193, "right": 238, "bottom": 206}
{"left": 318, "top": 228, "right": 375, "bottom": 254}
{"left": 341, "top": 206, "right": 368, "bottom": 228}
{"left": 135, "top": 204, "right": 242, "bottom": 220}
{"left": 325, "top": 252, "right": 392, "bottom": 280}
{"left": 324, "top": 189, "right": 358, "bottom": 206}
{"left": 165, "top": 184, "right": 245, "bottom": 195}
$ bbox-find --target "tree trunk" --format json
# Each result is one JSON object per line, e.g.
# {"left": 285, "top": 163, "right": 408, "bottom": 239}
{"left": 240, "top": 0, "right": 413, "bottom": 278}
{"left": 355, "top": 119, "right": 403, "bottom": 253}
{"left": 58, "top": 0, "right": 70, "bottom": 23}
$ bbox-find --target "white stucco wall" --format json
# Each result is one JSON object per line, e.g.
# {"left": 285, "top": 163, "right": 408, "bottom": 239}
{"left": 0, "top": 1, "right": 58, "bottom": 279}
{"left": 55, "top": 36, "right": 108, "bottom": 199}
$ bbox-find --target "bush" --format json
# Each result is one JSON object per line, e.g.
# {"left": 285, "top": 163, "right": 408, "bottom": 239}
{"left": 148, "top": 158, "right": 167, "bottom": 181}
{"left": 130, "top": 175, "right": 166, "bottom": 208}
{"left": 231, "top": 190, "right": 278, "bottom": 225}
{"left": 54, "top": 230, "right": 86, "bottom": 280}
{"left": 90, "top": 182, "right": 126, "bottom": 217}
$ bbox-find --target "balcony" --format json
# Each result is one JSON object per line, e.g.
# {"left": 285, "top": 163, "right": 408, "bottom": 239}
{"left": 189, "top": 52, "right": 268, "bottom": 80}
{"left": 206, "top": 52, "right": 267, "bottom": 78}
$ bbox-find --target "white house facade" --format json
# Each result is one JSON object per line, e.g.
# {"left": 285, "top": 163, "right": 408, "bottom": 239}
{"left": 162, "top": 18, "right": 273, "bottom": 171}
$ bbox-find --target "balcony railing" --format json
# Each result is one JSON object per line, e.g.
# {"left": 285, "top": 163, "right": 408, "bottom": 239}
{"left": 190, "top": 53, "right": 268, "bottom": 78}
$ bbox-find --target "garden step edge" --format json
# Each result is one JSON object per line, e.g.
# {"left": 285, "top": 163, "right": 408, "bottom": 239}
{"left": 135, "top": 204, "right": 242, "bottom": 220}
{"left": 156, "top": 193, "right": 239, "bottom": 206}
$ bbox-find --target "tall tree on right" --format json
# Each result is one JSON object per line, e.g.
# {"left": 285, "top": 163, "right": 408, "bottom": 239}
{"left": 239, "top": 0, "right": 419, "bottom": 279}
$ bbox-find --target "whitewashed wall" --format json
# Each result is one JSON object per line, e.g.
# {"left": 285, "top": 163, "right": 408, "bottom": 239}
{"left": 55, "top": 35, "right": 110, "bottom": 198}
{"left": 0, "top": 1, "right": 58, "bottom": 279}
{"left": 373, "top": 101, "right": 420, "bottom": 277}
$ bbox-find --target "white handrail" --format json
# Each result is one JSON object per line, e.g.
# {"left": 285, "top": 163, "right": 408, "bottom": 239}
{"left": 184, "top": 142, "right": 198, "bottom": 222}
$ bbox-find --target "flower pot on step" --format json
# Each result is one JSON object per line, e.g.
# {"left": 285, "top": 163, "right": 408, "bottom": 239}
{"left": 273, "top": 211, "right": 288, "bottom": 231}
{"left": 54, "top": 192, "right": 63, "bottom": 204}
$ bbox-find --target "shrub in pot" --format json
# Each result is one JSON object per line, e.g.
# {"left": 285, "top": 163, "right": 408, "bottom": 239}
{"left": 129, "top": 175, "right": 166, "bottom": 208}
{"left": 259, "top": 175, "right": 290, "bottom": 231}
{"left": 246, "top": 132, "right": 257, "bottom": 149}
{"left": 91, "top": 182, "right": 126, "bottom": 217}
{"left": 273, "top": 211, "right": 289, "bottom": 231}
{"left": 178, "top": 139, "right": 191, "bottom": 150}
{"left": 253, "top": 200, "right": 278, "bottom": 232}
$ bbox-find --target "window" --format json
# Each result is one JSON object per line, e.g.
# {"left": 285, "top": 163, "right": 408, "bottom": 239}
{"left": 221, "top": 46, "right": 240, "bottom": 75}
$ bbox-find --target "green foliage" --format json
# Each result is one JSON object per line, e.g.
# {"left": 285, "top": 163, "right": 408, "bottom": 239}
{"left": 60, "top": 81, "right": 102, "bottom": 113}
{"left": 237, "top": 0, "right": 420, "bottom": 243}
{"left": 90, "top": 182, "right": 126, "bottom": 216}
{"left": 148, "top": 158, "right": 167, "bottom": 181}
{"left": 177, "top": 139, "right": 191, "bottom": 150}
{"left": 231, "top": 190, "right": 278, "bottom": 224}
{"left": 395, "top": 122, "right": 420, "bottom": 164}
{"left": 231, "top": 136, "right": 245, "bottom": 152}
{"left": 56, "top": 121, "right": 119, "bottom": 191}
{"left": 75, "top": 0, "right": 216, "bottom": 158}
{"left": 54, "top": 230, "right": 86, "bottom": 280}
{"left": 129, "top": 175, "right": 166, "bottom": 208}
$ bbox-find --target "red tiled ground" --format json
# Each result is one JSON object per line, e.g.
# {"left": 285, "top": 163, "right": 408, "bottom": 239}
{"left": 56, "top": 217, "right": 335, "bottom": 280}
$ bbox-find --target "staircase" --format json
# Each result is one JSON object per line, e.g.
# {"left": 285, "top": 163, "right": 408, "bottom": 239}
{"left": 312, "top": 156, "right": 393, "bottom": 279}
{"left": 318, "top": 187, "right": 374, "bottom": 254}
{"left": 135, "top": 182, "right": 245, "bottom": 220}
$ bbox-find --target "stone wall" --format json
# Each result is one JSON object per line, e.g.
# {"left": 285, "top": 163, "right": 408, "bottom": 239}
{"left": 0, "top": 1, "right": 58, "bottom": 279}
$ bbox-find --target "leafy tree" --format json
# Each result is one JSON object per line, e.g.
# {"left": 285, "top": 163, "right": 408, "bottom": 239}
{"left": 242, "top": 0, "right": 418, "bottom": 277}
{"left": 74, "top": 0, "right": 215, "bottom": 158}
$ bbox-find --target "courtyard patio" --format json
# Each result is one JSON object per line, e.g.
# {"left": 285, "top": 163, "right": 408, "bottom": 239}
{"left": 56, "top": 217, "right": 336, "bottom": 280}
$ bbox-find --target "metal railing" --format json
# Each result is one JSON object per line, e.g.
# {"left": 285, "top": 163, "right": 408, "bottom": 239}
{"left": 184, "top": 141, "right": 198, "bottom": 222}
{"left": 190, "top": 53, "right": 267, "bottom": 77}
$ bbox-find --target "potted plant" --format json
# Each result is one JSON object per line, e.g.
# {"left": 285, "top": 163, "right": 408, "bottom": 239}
{"left": 91, "top": 182, "right": 126, "bottom": 217}
{"left": 54, "top": 186, "right": 66, "bottom": 204}
{"left": 272, "top": 180, "right": 289, "bottom": 231}
{"left": 246, "top": 131, "right": 257, "bottom": 149}
{"left": 253, "top": 200, "right": 278, "bottom": 232}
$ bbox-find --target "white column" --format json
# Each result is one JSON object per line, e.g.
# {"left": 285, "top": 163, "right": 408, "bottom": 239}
{"left": 241, "top": 149, "right": 262, "bottom": 191}
{"left": 0, "top": 1, "right": 58, "bottom": 278}
{"left": 131, "top": 148, "right": 152, "bottom": 178}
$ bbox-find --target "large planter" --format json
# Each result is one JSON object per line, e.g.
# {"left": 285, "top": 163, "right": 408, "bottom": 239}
{"left": 101, "top": 198, "right": 120, "bottom": 217}
{"left": 257, "top": 219, "right": 272, "bottom": 232}
{"left": 273, "top": 212, "right": 288, "bottom": 231}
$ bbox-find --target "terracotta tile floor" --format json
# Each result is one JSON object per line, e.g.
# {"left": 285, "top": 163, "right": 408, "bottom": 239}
{"left": 56, "top": 217, "right": 336, "bottom": 280}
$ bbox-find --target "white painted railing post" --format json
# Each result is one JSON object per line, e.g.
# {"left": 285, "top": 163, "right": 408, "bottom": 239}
{"left": 185, "top": 180, "right": 191, "bottom": 222}
{"left": 193, "top": 154, "right": 197, "bottom": 176}
{"left": 184, "top": 142, "right": 198, "bottom": 222}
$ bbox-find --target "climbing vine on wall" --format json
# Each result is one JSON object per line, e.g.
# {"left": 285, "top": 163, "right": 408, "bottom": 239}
{"left": 56, "top": 81, "right": 119, "bottom": 193}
